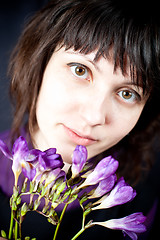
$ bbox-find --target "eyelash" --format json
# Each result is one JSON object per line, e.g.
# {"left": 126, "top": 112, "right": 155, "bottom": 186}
{"left": 117, "top": 90, "right": 141, "bottom": 103}
{"left": 67, "top": 62, "right": 90, "bottom": 80}
{"left": 67, "top": 62, "right": 142, "bottom": 103}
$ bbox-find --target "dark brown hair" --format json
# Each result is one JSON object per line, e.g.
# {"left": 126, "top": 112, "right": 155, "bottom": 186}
{"left": 9, "top": 0, "right": 160, "bottom": 184}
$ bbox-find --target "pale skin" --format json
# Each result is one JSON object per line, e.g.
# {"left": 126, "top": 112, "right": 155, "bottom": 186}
{"left": 33, "top": 47, "right": 148, "bottom": 170}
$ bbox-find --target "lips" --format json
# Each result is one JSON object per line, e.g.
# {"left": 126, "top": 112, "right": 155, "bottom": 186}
{"left": 63, "top": 125, "right": 97, "bottom": 146}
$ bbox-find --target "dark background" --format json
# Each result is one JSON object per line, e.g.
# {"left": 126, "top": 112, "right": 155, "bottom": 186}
{"left": 0, "top": 0, "right": 49, "bottom": 132}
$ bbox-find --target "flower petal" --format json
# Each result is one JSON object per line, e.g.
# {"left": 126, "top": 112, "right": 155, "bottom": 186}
{"left": 71, "top": 145, "right": 88, "bottom": 178}
{"left": 22, "top": 161, "right": 36, "bottom": 181}
{"left": 0, "top": 139, "right": 12, "bottom": 159}
{"left": 80, "top": 156, "right": 118, "bottom": 188}
{"left": 92, "top": 177, "right": 136, "bottom": 209}
{"left": 12, "top": 136, "right": 29, "bottom": 157}
{"left": 93, "top": 212, "right": 146, "bottom": 240}
{"left": 89, "top": 174, "right": 117, "bottom": 199}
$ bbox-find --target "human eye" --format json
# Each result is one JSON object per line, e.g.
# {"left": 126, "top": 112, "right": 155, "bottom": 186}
{"left": 117, "top": 89, "right": 141, "bottom": 103}
{"left": 67, "top": 63, "right": 90, "bottom": 80}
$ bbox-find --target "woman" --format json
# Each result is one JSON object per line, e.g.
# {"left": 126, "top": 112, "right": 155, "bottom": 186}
{"left": 0, "top": 0, "right": 160, "bottom": 239}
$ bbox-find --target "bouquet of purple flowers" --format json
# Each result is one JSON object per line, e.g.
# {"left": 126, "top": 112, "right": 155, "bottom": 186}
{"left": 0, "top": 136, "right": 146, "bottom": 240}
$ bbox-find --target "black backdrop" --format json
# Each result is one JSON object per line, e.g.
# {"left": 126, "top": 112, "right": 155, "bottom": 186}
{"left": 0, "top": 0, "right": 49, "bottom": 132}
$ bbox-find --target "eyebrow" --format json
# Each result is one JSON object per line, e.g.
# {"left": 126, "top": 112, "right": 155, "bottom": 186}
{"left": 65, "top": 50, "right": 101, "bottom": 72}
{"left": 65, "top": 50, "right": 144, "bottom": 91}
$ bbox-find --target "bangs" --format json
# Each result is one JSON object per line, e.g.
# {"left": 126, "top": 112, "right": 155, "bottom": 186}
{"left": 53, "top": 0, "right": 160, "bottom": 96}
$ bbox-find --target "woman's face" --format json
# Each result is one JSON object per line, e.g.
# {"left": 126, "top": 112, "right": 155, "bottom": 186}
{"left": 34, "top": 47, "right": 147, "bottom": 164}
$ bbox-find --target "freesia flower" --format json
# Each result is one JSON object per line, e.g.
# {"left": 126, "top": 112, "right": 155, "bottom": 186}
{"left": 0, "top": 136, "right": 64, "bottom": 186}
{"left": 78, "top": 156, "right": 118, "bottom": 189}
{"left": 92, "top": 177, "right": 136, "bottom": 210}
{"left": 40, "top": 168, "right": 62, "bottom": 187}
{"left": 0, "top": 136, "right": 38, "bottom": 186}
{"left": 39, "top": 148, "right": 64, "bottom": 170}
{"left": 33, "top": 148, "right": 63, "bottom": 171}
{"left": 93, "top": 212, "right": 147, "bottom": 240}
{"left": 24, "top": 147, "right": 64, "bottom": 180}
{"left": 89, "top": 174, "right": 117, "bottom": 199}
{"left": 71, "top": 145, "right": 88, "bottom": 178}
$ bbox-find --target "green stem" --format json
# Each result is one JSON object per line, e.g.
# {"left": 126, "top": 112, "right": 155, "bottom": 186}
{"left": 15, "top": 220, "right": 18, "bottom": 240}
{"left": 71, "top": 228, "right": 85, "bottom": 240}
{"left": 19, "top": 221, "right": 22, "bottom": 239}
{"left": 8, "top": 210, "right": 14, "bottom": 240}
{"left": 53, "top": 203, "right": 68, "bottom": 240}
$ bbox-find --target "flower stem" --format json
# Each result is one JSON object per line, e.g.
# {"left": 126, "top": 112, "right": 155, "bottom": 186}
{"left": 14, "top": 221, "right": 18, "bottom": 240}
{"left": 53, "top": 203, "right": 68, "bottom": 240}
{"left": 71, "top": 228, "right": 85, "bottom": 240}
{"left": 8, "top": 210, "right": 14, "bottom": 240}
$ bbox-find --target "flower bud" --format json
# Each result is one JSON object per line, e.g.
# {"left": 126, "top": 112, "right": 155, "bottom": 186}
{"left": 21, "top": 202, "right": 28, "bottom": 216}
{"left": 93, "top": 212, "right": 146, "bottom": 240}
{"left": 89, "top": 175, "right": 117, "bottom": 199}
{"left": 79, "top": 156, "right": 118, "bottom": 189}
{"left": 92, "top": 177, "right": 136, "bottom": 210}
{"left": 71, "top": 145, "right": 88, "bottom": 178}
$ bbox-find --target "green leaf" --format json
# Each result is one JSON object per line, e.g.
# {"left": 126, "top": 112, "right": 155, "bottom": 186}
{"left": 67, "top": 194, "right": 78, "bottom": 204}
{"left": 79, "top": 194, "right": 88, "bottom": 205}
{"left": 16, "top": 196, "right": 21, "bottom": 205}
{"left": 1, "top": 230, "right": 7, "bottom": 238}
{"left": 47, "top": 207, "right": 55, "bottom": 217}
{"left": 29, "top": 181, "right": 35, "bottom": 193}
{"left": 41, "top": 185, "right": 48, "bottom": 197}
{"left": 21, "top": 180, "right": 28, "bottom": 193}
{"left": 11, "top": 201, "right": 17, "bottom": 211}
{"left": 33, "top": 199, "right": 41, "bottom": 210}
{"left": 21, "top": 202, "right": 28, "bottom": 216}
{"left": 13, "top": 186, "right": 19, "bottom": 200}
{"left": 52, "top": 192, "right": 59, "bottom": 202}
{"left": 42, "top": 205, "right": 49, "bottom": 214}
{"left": 56, "top": 182, "right": 66, "bottom": 195}
{"left": 48, "top": 216, "right": 58, "bottom": 225}
{"left": 83, "top": 207, "right": 92, "bottom": 218}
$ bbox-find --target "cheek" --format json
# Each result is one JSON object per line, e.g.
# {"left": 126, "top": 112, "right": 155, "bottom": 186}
{"left": 116, "top": 107, "right": 143, "bottom": 137}
{"left": 36, "top": 76, "right": 77, "bottom": 127}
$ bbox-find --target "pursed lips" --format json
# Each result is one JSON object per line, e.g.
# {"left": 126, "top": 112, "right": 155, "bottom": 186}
{"left": 62, "top": 124, "right": 98, "bottom": 146}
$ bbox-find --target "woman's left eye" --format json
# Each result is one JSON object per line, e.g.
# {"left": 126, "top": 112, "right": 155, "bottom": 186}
{"left": 118, "top": 90, "right": 141, "bottom": 103}
{"left": 68, "top": 63, "right": 89, "bottom": 79}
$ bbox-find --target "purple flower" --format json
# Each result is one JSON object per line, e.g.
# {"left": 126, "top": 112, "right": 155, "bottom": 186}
{"left": 37, "top": 148, "right": 64, "bottom": 173}
{"left": 92, "top": 177, "right": 136, "bottom": 210}
{"left": 93, "top": 213, "right": 147, "bottom": 240}
{"left": 0, "top": 136, "right": 64, "bottom": 186}
{"left": 21, "top": 147, "right": 64, "bottom": 181}
{"left": 79, "top": 156, "right": 119, "bottom": 189}
{"left": 71, "top": 145, "right": 88, "bottom": 178}
{"left": 89, "top": 174, "right": 117, "bottom": 199}
{"left": 0, "top": 136, "right": 38, "bottom": 186}
{"left": 41, "top": 168, "right": 62, "bottom": 187}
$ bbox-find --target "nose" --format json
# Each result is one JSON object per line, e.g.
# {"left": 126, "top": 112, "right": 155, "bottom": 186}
{"left": 80, "top": 91, "right": 111, "bottom": 126}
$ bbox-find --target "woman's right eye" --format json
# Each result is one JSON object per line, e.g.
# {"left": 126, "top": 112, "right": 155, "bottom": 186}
{"left": 68, "top": 63, "right": 89, "bottom": 80}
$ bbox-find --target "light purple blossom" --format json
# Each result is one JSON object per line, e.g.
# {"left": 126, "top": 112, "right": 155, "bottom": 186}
{"left": 92, "top": 177, "right": 136, "bottom": 210}
{"left": 41, "top": 168, "right": 62, "bottom": 187}
{"left": 93, "top": 212, "right": 147, "bottom": 240}
{"left": 36, "top": 148, "right": 64, "bottom": 173}
{"left": 89, "top": 174, "right": 117, "bottom": 199}
{"left": 0, "top": 136, "right": 64, "bottom": 185}
{"left": 0, "top": 136, "right": 38, "bottom": 186}
{"left": 79, "top": 156, "right": 119, "bottom": 189}
{"left": 71, "top": 145, "right": 88, "bottom": 178}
